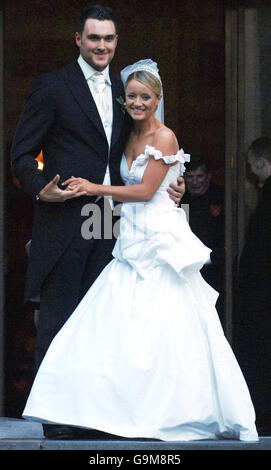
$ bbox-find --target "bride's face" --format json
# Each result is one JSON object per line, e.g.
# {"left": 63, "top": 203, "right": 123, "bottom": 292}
{"left": 125, "top": 79, "right": 161, "bottom": 121}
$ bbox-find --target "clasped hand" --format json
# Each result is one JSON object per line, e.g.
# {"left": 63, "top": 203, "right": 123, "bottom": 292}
{"left": 61, "top": 176, "right": 186, "bottom": 204}
{"left": 39, "top": 174, "right": 185, "bottom": 204}
{"left": 38, "top": 174, "right": 94, "bottom": 202}
{"left": 62, "top": 176, "right": 98, "bottom": 195}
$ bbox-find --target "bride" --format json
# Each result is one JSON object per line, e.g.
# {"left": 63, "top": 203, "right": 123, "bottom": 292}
{"left": 22, "top": 59, "right": 258, "bottom": 442}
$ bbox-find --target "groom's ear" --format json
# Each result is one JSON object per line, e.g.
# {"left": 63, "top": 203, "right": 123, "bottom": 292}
{"left": 75, "top": 32, "right": 81, "bottom": 48}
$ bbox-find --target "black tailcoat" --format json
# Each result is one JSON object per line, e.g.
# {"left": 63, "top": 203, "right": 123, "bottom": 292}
{"left": 11, "top": 60, "right": 129, "bottom": 305}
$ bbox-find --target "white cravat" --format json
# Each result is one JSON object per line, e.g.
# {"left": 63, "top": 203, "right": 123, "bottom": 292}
{"left": 91, "top": 72, "right": 110, "bottom": 137}
{"left": 77, "top": 55, "right": 113, "bottom": 142}
{"left": 92, "top": 71, "right": 106, "bottom": 93}
{"left": 77, "top": 56, "right": 113, "bottom": 207}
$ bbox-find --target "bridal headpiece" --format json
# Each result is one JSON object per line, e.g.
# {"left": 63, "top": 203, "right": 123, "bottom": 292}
{"left": 120, "top": 59, "right": 162, "bottom": 87}
{"left": 120, "top": 59, "right": 164, "bottom": 123}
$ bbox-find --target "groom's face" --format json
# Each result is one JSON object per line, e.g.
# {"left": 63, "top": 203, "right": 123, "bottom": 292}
{"left": 75, "top": 18, "right": 118, "bottom": 71}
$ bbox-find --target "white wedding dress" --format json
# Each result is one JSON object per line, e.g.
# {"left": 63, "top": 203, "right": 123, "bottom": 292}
{"left": 23, "top": 145, "right": 258, "bottom": 441}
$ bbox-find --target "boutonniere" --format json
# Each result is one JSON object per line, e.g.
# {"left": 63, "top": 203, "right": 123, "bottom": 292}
{"left": 116, "top": 96, "right": 126, "bottom": 114}
{"left": 209, "top": 204, "right": 222, "bottom": 217}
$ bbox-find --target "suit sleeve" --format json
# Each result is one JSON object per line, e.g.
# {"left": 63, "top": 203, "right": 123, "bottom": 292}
{"left": 11, "top": 74, "right": 56, "bottom": 199}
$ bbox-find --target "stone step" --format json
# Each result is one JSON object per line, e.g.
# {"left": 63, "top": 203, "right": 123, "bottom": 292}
{"left": 0, "top": 417, "right": 269, "bottom": 453}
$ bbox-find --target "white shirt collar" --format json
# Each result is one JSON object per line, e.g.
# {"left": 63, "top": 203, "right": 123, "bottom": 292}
{"left": 78, "top": 55, "right": 111, "bottom": 85}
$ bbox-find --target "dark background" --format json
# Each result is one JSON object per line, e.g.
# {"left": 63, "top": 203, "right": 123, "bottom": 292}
{"left": 3, "top": 0, "right": 225, "bottom": 417}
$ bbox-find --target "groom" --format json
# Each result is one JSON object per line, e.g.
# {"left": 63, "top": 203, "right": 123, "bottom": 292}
{"left": 11, "top": 5, "right": 184, "bottom": 439}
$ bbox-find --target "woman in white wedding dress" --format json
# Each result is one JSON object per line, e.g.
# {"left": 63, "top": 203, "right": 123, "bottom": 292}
{"left": 23, "top": 59, "right": 258, "bottom": 442}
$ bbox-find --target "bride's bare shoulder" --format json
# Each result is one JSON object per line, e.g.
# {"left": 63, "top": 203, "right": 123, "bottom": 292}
{"left": 153, "top": 125, "right": 179, "bottom": 155}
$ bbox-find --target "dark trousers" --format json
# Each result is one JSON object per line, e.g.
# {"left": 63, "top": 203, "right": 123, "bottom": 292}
{"left": 35, "top": 199, "right": 118, "bottom": 368}
{"left": 234, "top": 282, "right": 271, "bottom": 428}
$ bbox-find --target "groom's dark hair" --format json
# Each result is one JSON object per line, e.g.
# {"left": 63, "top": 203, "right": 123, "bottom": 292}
{"left": 76, "top": 4, "right": 118, "bottom": 34}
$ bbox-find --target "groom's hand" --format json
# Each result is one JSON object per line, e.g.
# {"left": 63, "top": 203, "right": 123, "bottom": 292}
{"left": 38, "top": 174, "right": 87, "bottom": 202}
{"left": 167, "top": 176, "right": 185, "bottom": 206}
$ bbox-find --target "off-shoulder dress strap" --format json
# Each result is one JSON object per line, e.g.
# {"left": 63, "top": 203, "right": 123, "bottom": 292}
{"left": 144, "top": 145, "right": 190, "bottom": 174}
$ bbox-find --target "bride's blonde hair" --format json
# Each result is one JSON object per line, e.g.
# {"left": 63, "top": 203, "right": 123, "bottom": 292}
{"left": 126, "top": 71, "right": 162, "bottom": 97}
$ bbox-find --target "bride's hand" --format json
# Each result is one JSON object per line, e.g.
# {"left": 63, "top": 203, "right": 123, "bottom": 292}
{"left": 62, "top": 177, "right": 100, "bottom": 196}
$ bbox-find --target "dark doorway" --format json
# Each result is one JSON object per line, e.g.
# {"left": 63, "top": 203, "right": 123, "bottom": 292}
{"left": 3, "top": 0, "right": 225, "bottom": 417}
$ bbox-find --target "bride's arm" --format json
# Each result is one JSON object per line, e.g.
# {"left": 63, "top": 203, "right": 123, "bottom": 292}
{"left": 63, "top": 158, "right": 169, "bottom": 202}
{"left": 63, "top": 131, "right": 179, "bottom": 203}
{"left": 100, "top": 156, "right": 170, "bottom": 202}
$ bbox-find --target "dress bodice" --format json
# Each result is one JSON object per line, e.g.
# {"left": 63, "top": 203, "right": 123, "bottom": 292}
{"left": 113, "top": 144, "right": 211, "bottom": 279}
{"left": 120, "top": 145, "right": 190, "bottom": 209}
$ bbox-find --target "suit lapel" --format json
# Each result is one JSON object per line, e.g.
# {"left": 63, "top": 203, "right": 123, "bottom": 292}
{"left": 63, "top": 60, "right": 107, "bottom": 140}
{"left": 64, "top": 61, "right": 125, "bottom": 148}
{"left": 110, "top": 72, "right": 125, "bottom": 149}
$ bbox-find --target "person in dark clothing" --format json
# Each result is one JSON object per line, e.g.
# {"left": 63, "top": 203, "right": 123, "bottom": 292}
{"left": 235, "top": 137, "right": 271, "bottom": 435}
{"left": 181, "top": 154, "right": 225, "bottom": 324}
